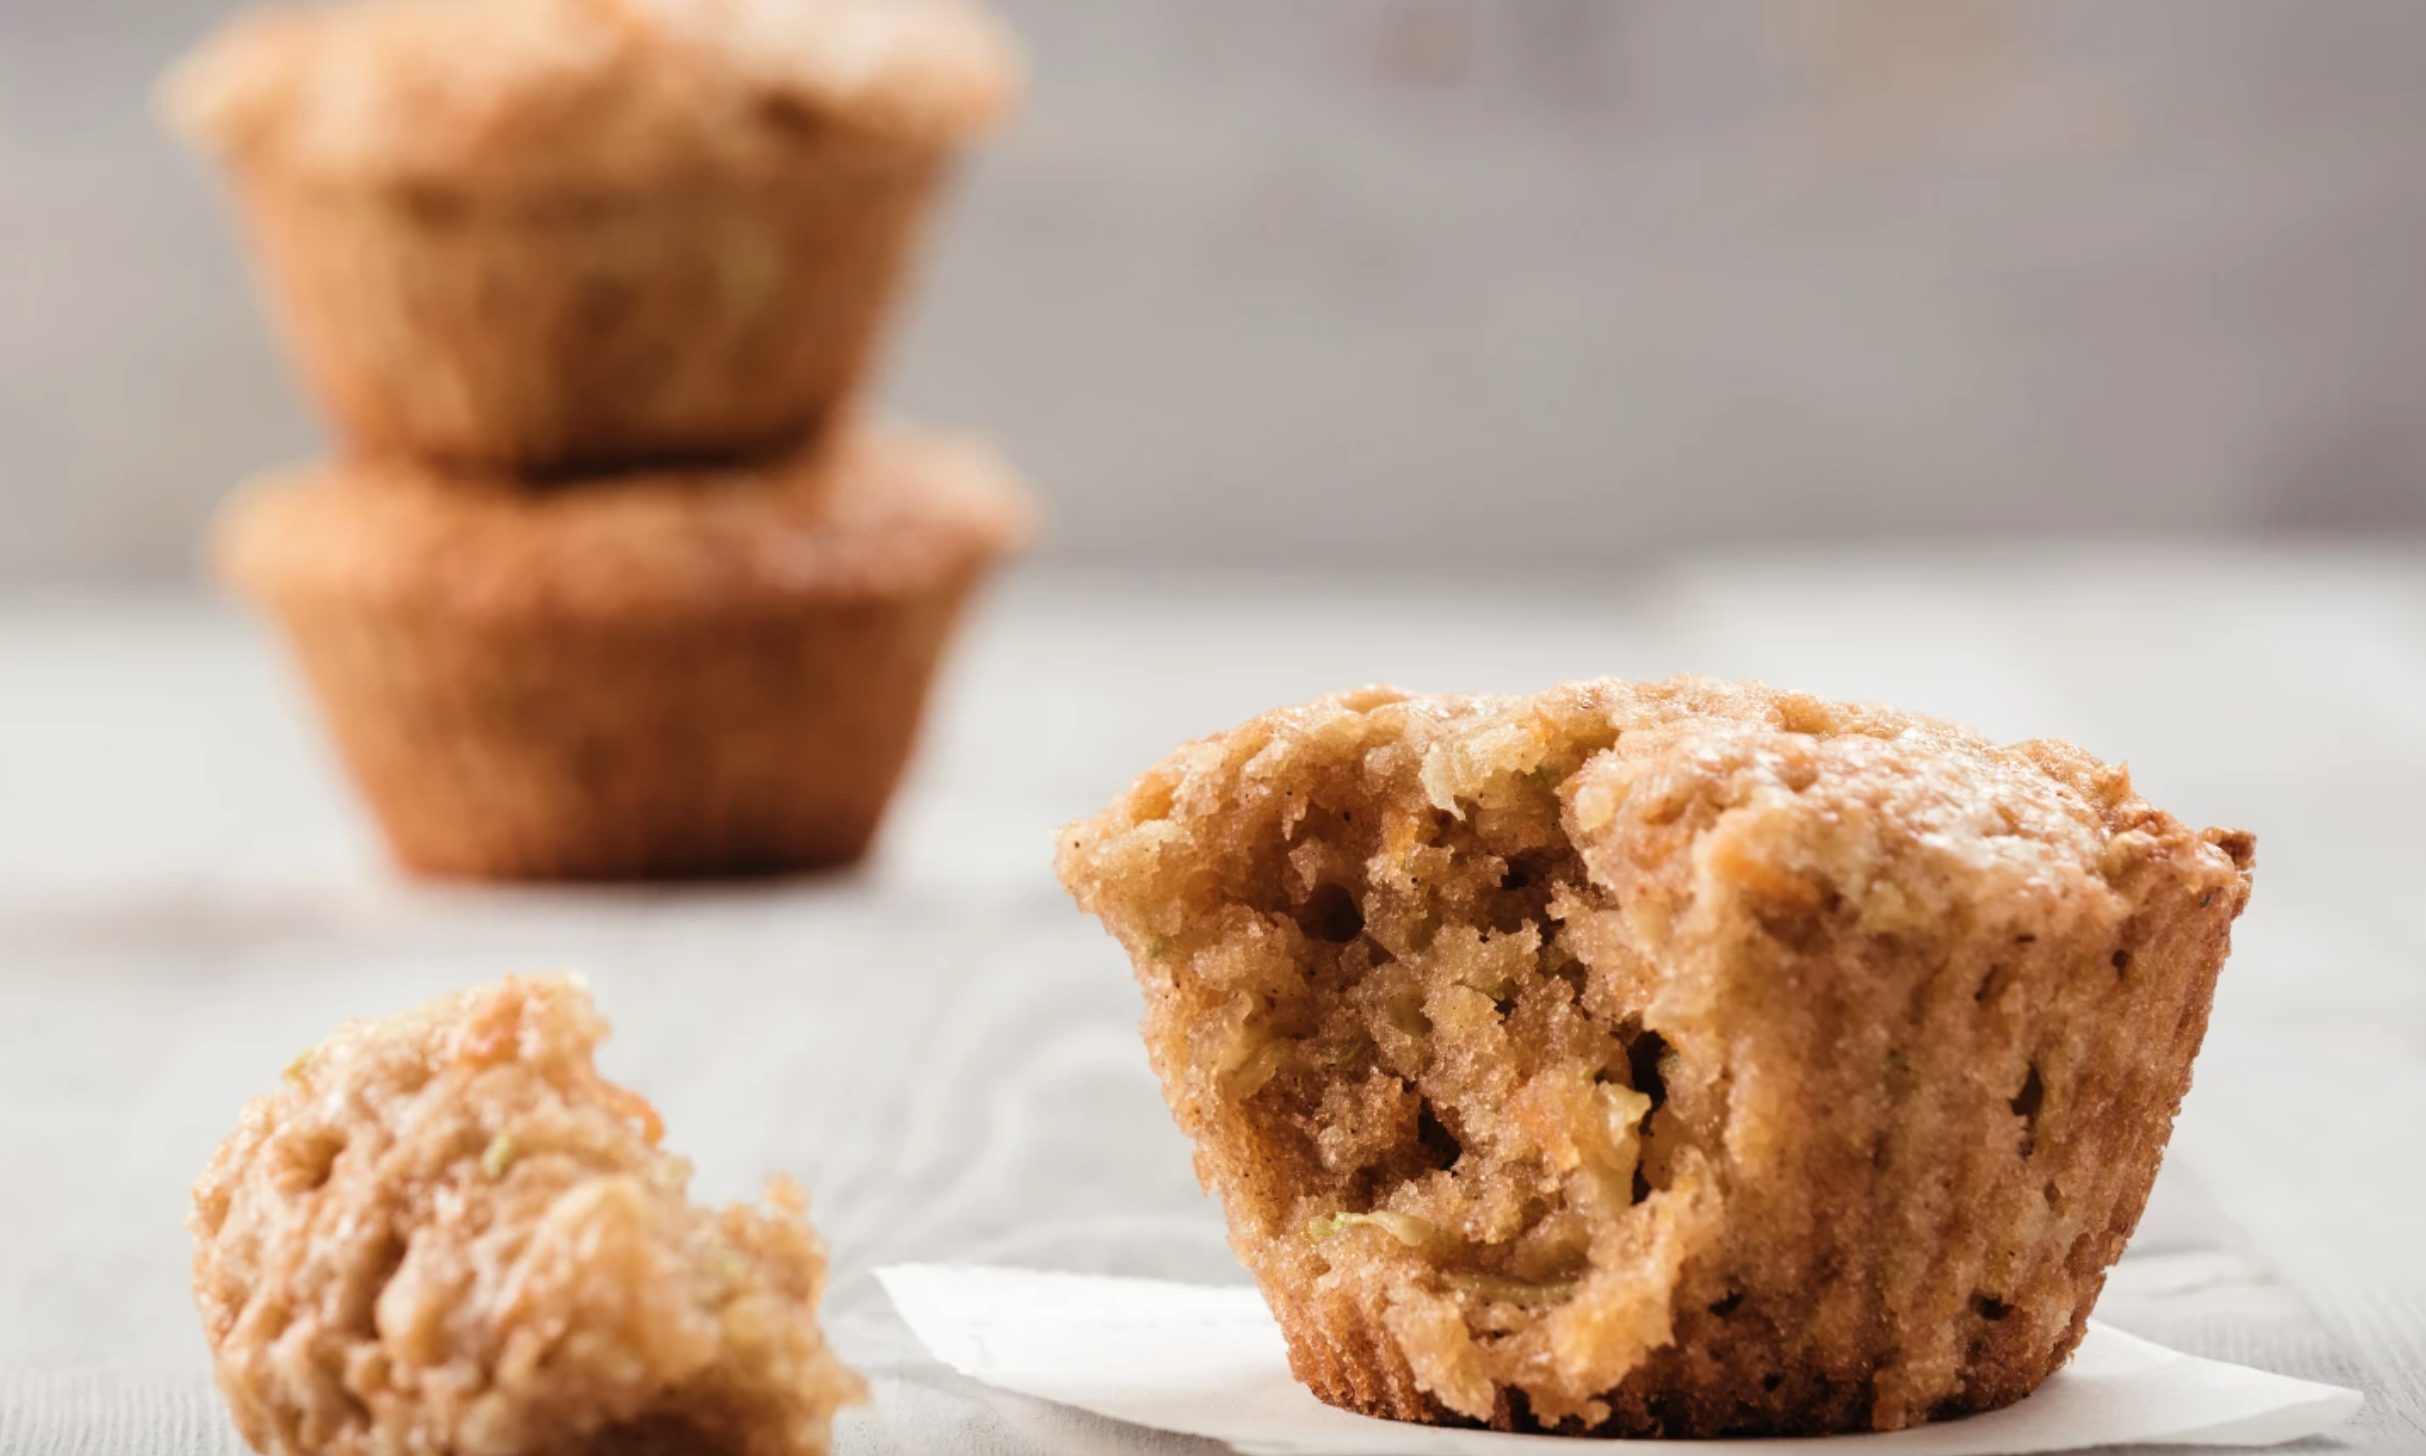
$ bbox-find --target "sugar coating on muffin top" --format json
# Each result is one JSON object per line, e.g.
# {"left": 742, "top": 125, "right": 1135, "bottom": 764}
{"left": 212, "top": 429, "right": 1035, "bottom": 622}
{"left": 166, "top": 0, "right": 1019, "bottom": 186}
{"left": 1057, "top": 678, "right": 2254, "bottom": 1436}
{"left": 189, "top": 977, "right": 865, "bottom": 1456}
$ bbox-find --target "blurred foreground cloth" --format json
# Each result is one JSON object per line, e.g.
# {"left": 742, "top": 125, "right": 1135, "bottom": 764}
{"left": 0, "top": 548, "right": 2419, "bottom": 1451}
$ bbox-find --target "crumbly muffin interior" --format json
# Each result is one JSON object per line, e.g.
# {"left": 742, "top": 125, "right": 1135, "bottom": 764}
{"left": 1059, "top": 679, "right": 2254, "bottom": 1433}
{"left": 189, "top": 977, "right": 865, "bottom": 1456}
{"left": 1102, "top": 698, "right": 1692, "bottom": 1425}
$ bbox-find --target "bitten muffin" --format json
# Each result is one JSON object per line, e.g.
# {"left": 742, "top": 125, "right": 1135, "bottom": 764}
{"left": 1056, "top": 679, "right": 2254, "bottom": 1437}
{"left": 190, "top": 976, "right": 866, "bottom": 1456}
{"left": 165, "top": 0, "right": 1019, "bottom": 472}
{"left": 213, "top": 429, "right": 1032, "bottom": 880}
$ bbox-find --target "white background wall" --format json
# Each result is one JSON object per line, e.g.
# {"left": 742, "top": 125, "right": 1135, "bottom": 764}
{"left": 4, "top": 0, "right": 2424, "bottom": 582}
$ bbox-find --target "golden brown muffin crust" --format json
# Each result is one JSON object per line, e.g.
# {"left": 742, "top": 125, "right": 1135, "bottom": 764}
{"left": 189, "top": 976, "right": 866, "bottom": 1456}
{"left": 166, "top": 0, "right": 1020, "bottom": 188}
{"left": 212, "top": 430, "right": 1035, "bottom": 622}
{"left": 1058, "top": 678, "right": 2254, "bottom": 1437}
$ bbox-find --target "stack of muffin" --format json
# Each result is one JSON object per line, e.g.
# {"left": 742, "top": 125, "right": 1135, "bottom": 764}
{"left": 166, "top": 0, "right": 1032, "bottom": 881}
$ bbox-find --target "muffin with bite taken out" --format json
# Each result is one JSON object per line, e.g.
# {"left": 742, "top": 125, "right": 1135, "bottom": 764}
{"left": 1057, "top": 677, "right": 2254, "bottom": 1436}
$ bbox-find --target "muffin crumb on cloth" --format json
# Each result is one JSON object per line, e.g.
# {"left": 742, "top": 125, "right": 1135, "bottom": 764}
{"left": 189, "top": 976, "right": 866, "bottom": 1456}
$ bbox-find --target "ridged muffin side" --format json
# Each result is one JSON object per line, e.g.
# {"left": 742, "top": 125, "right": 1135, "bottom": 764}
{"left": 1057, "top": 678, "right": 2252, "bottom": 1436}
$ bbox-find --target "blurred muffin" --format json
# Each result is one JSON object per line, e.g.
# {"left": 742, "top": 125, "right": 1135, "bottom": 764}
{"left": 191, "top": 975, "right": 865, "bottom": 1456}
{"left": 1057, "top": 678, "right": 2254, "bottom": 1436}
{"left": 165, "top": 0, "right": 1019, "bottom": 472}
{"left": 214, "top": 429, "right": 1032, "bottom": 879}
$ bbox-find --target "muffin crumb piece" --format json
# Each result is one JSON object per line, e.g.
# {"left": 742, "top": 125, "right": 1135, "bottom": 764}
{"left": 190, "top": 976, "right": 864, "bottom": 1456}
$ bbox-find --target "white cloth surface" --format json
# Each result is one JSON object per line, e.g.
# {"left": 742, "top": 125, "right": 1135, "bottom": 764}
{"left": 0, "top": 550, "right": 2420, "bottom": 1452}
{"left": 877, "top": 1264, "right": 2361, "bottom": 1454}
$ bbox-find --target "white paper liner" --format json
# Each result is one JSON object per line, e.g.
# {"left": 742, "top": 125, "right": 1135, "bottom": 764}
{"left": 878, "top": 1264, "right": 2362, "bottom": 1455}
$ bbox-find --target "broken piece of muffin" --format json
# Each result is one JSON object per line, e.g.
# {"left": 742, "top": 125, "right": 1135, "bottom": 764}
{"left": 189, "top": 977, "right": 864, "bottom": 1456}
{"left": 1056, "top": 677, "right": 2254, "bottom": 1437}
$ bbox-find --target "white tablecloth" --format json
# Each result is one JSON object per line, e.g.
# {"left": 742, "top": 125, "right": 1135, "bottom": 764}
{"left": 1, "top": 547, "right": 2418, "bottom": 1452}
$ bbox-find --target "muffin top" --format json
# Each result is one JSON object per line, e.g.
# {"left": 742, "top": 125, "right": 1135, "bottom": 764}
{"left": 214, "top": 428, "right": 1035, "bottom": 621}
{"left": 166, "top": 0, "right": 1020, "bottom": 188}
{"left": 1065, "top": 678, "right": 2232, "bottom": 914}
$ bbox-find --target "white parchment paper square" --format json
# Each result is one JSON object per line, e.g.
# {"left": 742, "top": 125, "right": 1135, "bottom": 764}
{"left": 878, "top": 1264, "right": 2361, "bottom": 1455}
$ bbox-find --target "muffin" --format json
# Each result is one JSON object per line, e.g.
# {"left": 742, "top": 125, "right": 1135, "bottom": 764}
{"left": 190, "top": 976, "right": 866, "bottom": 1456}
{"left": 165, "top": 0, "right": 1019, "bottom": 473}
{"left": 1056, "top": 678, "right": 2254, "bottom": 1437}
{"left": 213, "top": 429, "right": 1033, "bottom": 880}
